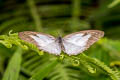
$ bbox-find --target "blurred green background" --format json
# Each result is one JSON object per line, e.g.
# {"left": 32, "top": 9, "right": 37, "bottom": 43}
{"left": 0, "top": 0, "right": 120, "bottom": 80}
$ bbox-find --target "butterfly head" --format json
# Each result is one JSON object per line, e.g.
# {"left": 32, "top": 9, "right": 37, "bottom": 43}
{"left": 56, "top": 36, "right": 62, "bottom": 43}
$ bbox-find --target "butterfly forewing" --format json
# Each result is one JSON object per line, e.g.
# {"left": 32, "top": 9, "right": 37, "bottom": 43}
{"left": 18, "top": 30, "right": 104, "bottom": 56}
{"left": 18, "top": 31, "right": 61, "bottom": 55}
{"left": 62, "top": 30, "right": 104, "bottom": 55}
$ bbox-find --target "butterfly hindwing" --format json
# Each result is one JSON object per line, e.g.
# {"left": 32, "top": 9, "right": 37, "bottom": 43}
{"left": 62, "top": 30, "right": 104, "bottom": 55}
{"left": 19, "top": 30, "right": 104, "bottom": 56}
{"left": 18, "top": 31, "right": 61, "bottom": 55}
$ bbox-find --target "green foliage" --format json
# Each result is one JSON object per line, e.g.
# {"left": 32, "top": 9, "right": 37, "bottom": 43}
{"left": 0, "top": 32, "right": 120, "bottom": 80}
{"left": 29, "top": 60, "right": 58, "bottom": 80}
{"left": 0, "top": 0, "right": 120, "bottom": 80}
{"left": 2, "top": 47, "right": 22, "bottom": 80}
{"left": 108, "top": 0, "right": 120, "bottom": 8}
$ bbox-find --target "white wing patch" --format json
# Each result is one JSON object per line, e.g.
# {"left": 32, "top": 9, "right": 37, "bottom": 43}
{"left": 30, "top": 34, "right": 54, "bottom": 47}
{"left": 30, "top": 34, "right": 61, "bottom": 55}
{"left": 40, "top": 42, "right": 61, "bottom": 55}
{"left": 64, "top": 34, "right": 91, "bottom": 46}
{"left": 19, "top": 30, "right": 104, "bottom": 56}
{"left": 63, "top": 33, "right": 91, "bottom": 55}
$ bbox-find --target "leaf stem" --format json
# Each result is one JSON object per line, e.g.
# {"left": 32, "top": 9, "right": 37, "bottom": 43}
{"left": 108, "top": 0, "right": 120, "bottom": 8}
{"left": 71, "top": 0, "right": 81, "bottom": 31}
{"left": 80, "top": 54, "right": 120, "bottom": 80}
{"left": 27, "top": 0, "right": 43, "bottom": 32}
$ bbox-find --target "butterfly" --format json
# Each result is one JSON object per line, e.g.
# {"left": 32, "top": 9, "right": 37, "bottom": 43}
{"left": 18, "top": 30, "right": 104, "bottom": 56}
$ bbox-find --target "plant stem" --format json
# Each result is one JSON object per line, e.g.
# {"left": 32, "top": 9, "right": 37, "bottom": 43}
{"left": 27, "top": 0, "right": 43, "bottom": 32}
{"left": 72, "top": 0, "right": 81, "bottom": 17}
{"left": 65, "top": 54, "right": 119, "bottom": 80}
{"left": 71, "top": 0, "right": 81, "bottom": 31}
{"left": 80, "top": 54, "right": 119, "bottom": 80}
{"left": 108, "top": 0, "right": 120, "bottom": 8}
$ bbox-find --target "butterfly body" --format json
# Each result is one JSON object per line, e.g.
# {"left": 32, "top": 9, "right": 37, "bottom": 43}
{"left": 18, "top": 30, "right": 104, "bottom": 56}
{"left": 56, "top": 36, "right": 63, "bottom": 44}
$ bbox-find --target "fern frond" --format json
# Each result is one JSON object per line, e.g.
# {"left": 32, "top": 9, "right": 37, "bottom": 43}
{"left": 0, "top": 32, "right": 120, "bottom": 80}
{"left": 48, "top": 63, "right": 81, "bottom": 80}
{"left": 80, "top": 54, "right": 120, "bottom": 80}
{"left": 0, "top": 31, "right": 44, "bottom": 55}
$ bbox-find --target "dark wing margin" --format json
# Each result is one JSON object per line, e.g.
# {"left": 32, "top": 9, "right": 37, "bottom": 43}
{"left": 18, "top": 31, "right": 61, "bottom": 55}
{"left": 63, "top": 30, "right": 104, "bottom": 55}
{"left": 82, "top": 30, "right": 104, "bottom": 48}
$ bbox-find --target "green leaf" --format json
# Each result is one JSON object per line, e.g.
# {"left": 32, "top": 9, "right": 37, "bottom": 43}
{"left": 29, "top": 60, "right": 58, "bottom": 80}
{"left": 108, "top": 0, "right": 120, "bottom": 8}
{"left": 2, "top": 47, "right": 22, "bottom": 80}
{"left": 48, "top": 63, "right": 80, "bottom": 80}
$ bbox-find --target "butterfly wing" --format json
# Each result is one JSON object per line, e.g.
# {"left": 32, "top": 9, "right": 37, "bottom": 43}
{"left": 18, "top": 31, "right": 61, "bottom": 55}
{"left": 62, "top": 30, "right": 104, "bottom": 55}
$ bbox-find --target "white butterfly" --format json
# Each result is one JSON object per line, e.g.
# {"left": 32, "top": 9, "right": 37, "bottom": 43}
{"left": 18, "top": 30, "right": 104, "bottom": 55}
